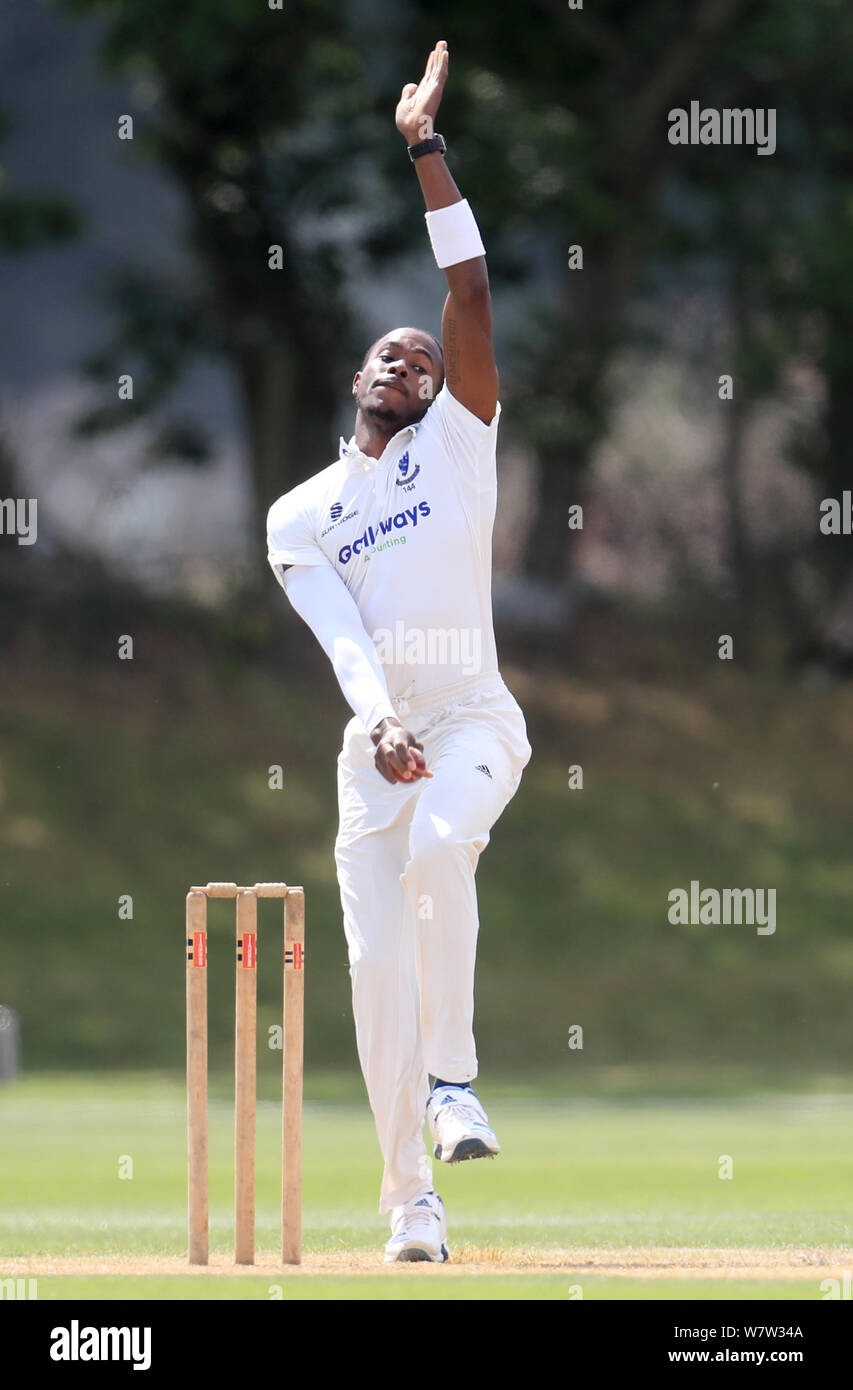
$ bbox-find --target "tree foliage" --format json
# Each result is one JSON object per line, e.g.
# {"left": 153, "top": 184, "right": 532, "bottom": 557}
{"left": 55, "top": 0, "right": 853, "bottom": 635}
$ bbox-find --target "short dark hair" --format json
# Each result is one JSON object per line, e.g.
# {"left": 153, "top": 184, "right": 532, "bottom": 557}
{"left": 361, "top": 330, "right": 444, "bottom": 372}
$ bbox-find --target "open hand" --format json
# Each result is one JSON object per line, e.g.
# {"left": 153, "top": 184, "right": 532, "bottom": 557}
{"left": 395, "top": 39, "right": 449, "bottom": 145}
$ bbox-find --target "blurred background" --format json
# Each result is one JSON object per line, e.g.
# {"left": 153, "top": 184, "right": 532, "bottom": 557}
{"left": 2, "top": 0, "right": 852, "bottom": 1094}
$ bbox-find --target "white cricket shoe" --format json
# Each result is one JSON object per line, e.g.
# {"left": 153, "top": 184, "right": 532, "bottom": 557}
{"left": 426, "top": 1085, "right": 501, "bottom": 1163}
{"left": 383, "top": 1190, "right": 449, "bottom": 1264}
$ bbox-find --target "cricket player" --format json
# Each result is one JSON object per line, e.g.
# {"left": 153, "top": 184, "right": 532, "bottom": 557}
{"left": 267, "top": 40, "right": 531, "bottom": 1262}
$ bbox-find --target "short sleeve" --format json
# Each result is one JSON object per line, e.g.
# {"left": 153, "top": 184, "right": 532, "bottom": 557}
{"left": 419, "top": 383, "right": 501, "bottom": 489}
{"left": 266, "top": 484, "right": 327, "bottom": 579}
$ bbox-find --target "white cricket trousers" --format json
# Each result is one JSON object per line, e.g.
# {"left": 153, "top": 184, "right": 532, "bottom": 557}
{"left": 334, "top": 672, "right": 532, "bottom": 1212}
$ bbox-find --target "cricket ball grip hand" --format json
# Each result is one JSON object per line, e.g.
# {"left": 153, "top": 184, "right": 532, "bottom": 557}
{"left": 370, "top": 719, "right": 430, "bottom": 783}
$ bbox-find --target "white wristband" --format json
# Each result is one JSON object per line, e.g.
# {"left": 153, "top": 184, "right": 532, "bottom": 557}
{"left": 424, "top": 199, "right": 486, "bottom": 269}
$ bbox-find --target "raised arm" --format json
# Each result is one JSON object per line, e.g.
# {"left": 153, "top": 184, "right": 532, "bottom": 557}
{"left": 395, "top": 41, "right": 498, "bottom": 425}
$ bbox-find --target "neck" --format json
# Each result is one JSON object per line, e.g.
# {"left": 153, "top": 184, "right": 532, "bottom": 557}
{"left": 353, "top": 408, "right": 401, "bottom": 460}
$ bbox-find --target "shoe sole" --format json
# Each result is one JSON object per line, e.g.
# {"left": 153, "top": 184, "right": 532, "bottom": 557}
{"left": 385, "top": 1244, "right": 449, "bottom": 1264}
{"left": 434, "top": 1138, "right": 499, "bottom": 1162}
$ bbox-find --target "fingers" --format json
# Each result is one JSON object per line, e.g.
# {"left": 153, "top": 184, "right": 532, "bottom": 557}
{"left": 400, "top": 740, "right": 433, "bottom": 781}
{"left": 407, "top": 748, "right": 434, "bottom": 780}
{"left": 400, "top": 735, "right": 432, "bottom": 779}
{"left": 374, "top": 731, "right": 434, "bottom": 784}
{"left": 378, "top": 760, "right": 432, "bottom": 784}
{"left": 392, "top": 735, "right": 433, "bottom": 781}
{"left": 372, "top": 742, "right": 397, "bottom": 785}
{"left": 376, "top": 758, "right": 400, "bottom": 786}
{"left": 387, "top": 732, "right": 415, "bottom": 781}
{"left": 400, "top": 81, "right": 417, "bottom": 99}
{"left": 425, "top": 40, "right": 447, "bottom": 82}
{"left": 373, "top": 730, "right": 414, "bottom": 783}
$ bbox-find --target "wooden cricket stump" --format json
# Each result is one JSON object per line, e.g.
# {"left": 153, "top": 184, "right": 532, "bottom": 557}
{"left": 282, "top": 886, "right": 305, "bottom": 1265}
{"left": 185, "top": 882, "right": 305, "bottom": 1266}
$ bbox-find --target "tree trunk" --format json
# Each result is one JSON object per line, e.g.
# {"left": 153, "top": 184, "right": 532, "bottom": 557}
{"left": 237, "top": 332, "right": 342, "bottom": 595}
{"left": 520, "top": 253, "right": 632, "bottom": 586}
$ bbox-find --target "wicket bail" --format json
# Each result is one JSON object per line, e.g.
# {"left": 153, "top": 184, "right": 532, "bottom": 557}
{"left": 185, "top": 881, "right": 305, "bottom": 1266}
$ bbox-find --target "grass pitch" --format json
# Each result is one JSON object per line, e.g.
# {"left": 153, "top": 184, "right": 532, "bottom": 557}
{"left": 1, "top": 1074, "right": 851, "bottom": 1299}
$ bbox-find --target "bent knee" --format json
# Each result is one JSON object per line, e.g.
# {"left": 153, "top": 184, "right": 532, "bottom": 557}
{"left": 405, "top": 820, "right": 486, "bottom": 878}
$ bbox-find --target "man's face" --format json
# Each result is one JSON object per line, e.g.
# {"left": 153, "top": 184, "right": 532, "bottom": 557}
{"left": 353, "top": 327, "right": 444, "bottom": 429}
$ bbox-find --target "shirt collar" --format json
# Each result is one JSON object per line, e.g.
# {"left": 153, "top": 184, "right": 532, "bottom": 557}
{"left": 340, "top": 423, "right": 418, "bottom": 475}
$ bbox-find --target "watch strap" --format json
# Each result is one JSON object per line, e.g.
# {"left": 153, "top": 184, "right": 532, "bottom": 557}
{"left": 408, "top": 134, "right": 447, "bottom": 162}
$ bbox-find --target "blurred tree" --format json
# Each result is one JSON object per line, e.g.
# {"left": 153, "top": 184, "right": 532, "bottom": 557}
{"left": 407, "top": 0, "right": 753, "bottom": 588}
{"left": 58, "top": 0, "right": 427, "bottom": 560}
{"left": 0, "top": 101, "right": 81, "bottom": 614}
{"left": 55, "top": 0, "right": 853, "bottom": 641}
{"left": 647, "top": 0, "right": 853, "bottom": 660}
{"left": 771, "top": 0, "right": 853, "bottom": 665}
{"left": 60, "top": 0, "right": 765, "bottom": 594}
{"left": 404, "top": 0, "right": 853, "bottom": 637}
{"left": 0, "top": 105, "right": 81, "bottom": 253}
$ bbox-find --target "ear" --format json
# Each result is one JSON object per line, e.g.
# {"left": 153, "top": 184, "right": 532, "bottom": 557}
{"left": 352, "top": 371, "right": 361, "bottom": 397}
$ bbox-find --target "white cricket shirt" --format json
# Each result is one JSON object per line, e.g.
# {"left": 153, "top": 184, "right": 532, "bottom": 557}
{"left": 267, "top": 383, "right": 501, "bottom": 703}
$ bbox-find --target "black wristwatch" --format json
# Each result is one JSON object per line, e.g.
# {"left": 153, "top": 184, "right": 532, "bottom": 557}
{"left": 407, "top": 133, "right": 447, "bottom": 162}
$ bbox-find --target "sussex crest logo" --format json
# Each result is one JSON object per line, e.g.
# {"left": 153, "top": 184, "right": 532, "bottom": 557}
{"left": 395, "top": 451, "right": 421, "bottom": 487}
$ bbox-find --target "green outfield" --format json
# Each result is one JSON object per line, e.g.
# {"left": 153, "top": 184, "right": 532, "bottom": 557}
{"left": 1, "top": 1074, "right": 851, "bottom": 1300}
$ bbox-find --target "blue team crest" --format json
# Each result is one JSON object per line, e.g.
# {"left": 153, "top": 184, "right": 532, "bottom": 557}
{"left": 395, "top": 451, "right": 420, "bottom": 486}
